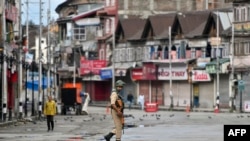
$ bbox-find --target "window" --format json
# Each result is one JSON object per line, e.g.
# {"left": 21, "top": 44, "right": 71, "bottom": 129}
{"left": 212, "top": 48, "right": 223, "bottom": 58}
{"left": 222, "top": 44, "right": 230, "bottom": 58}
{"left": 191, "top": 48, "right": 196, "bottom": 58}
{"left": 179, "top": 41, "right": 186, "bottom": 59}
{"left": 234, "top": 43, "right": 240, "bottom": 55}
{"left": 105, "top": 19, "right": 111, "bottom": 34}
{"left": 89, "top": 52, "right": 98, "bottom": 60}
{"left": 127, "top": 48, "right": 134, "bottom": 61}
{"left": 114, "top": 49, "right": 118, "bottom": 62}
{"left": 149, "top": 46, "right": 156, "bottom": 59}
{"left": 241, "top": 7, "right": 247, "bottom": 22}
{"left": 99, "top": 48, "right": 105, "bottom": 60}
{"left": 235, "top": 6, "right": 250, "bottom": 22}
{"left": 244, "top": 42, "right": 250, "bottom": 55}
{"left": 106, "top": 0, "right": 115, "bottom": 6}
{"left": 234, "top": 42, "right": 245, "bottom": 55}
{"left": 73, "top": 26, "right": 86, "bottom": 41}
{"left": 121, "top": 48, "right": 126, "bottom": 62}
{"left": 248, "top": 6, "right": 250, "bottom": 21}
{"left": 136, "top": 47, "right": 142, "bottom": 61}
{"left": 201, "top": 48, "right": 206, "bottom": 58}
{"left": 143, "top": 47, "right": 150, "bottom": 61}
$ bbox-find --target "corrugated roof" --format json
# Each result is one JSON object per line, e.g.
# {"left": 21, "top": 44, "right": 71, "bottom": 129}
{"left": 178, "top": 11, "right": 211, "bottom": 38}
{"left": 149, "top": 13, "right": 176, "bottom": 39}
{"left": 120, "top": 18, "right": 147, "bottom": 40}
{"left": 206, "top": 58, "right": 230, "bottom": 65}
{"left": 72, "top": 6, "right": 104, "bottom": 21}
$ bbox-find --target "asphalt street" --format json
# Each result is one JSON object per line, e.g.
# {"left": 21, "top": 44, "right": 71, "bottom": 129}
{"left": 0, "top": 106, "right": 250, "bottom": 141}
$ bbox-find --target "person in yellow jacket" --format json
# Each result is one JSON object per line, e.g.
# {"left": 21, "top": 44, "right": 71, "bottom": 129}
{"left": 43, "top": 96, "right": 56, "bottom": 132}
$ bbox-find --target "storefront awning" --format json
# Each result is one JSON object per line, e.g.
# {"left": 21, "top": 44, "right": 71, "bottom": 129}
{"left": 143, "top": 58, "right": 196, "bottom": 64}
{"left": 206, "top": 58, "right": 230, "bottom": 74}
{"left": 115, "top": 62, "right": 134, "bottom": 76}
{"left": 228, "top": 57, "right": 250, "bottom": 72}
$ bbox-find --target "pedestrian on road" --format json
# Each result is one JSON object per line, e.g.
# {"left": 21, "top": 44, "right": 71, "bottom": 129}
{"left": 43, "top": 95, "right": 56, "bottom": 132}
{"left": 127, "top": 91, "right": 134, "bottom": 110}
{"left": 104, "top": 80, "right": 126, "bottom": 141}
{"left": 137, "top": 94, "right": 145, "bottom": 110}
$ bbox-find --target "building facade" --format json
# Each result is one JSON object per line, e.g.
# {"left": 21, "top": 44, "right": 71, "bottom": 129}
{"left": 53, "top": 0, "right": 250, "bottom": 111}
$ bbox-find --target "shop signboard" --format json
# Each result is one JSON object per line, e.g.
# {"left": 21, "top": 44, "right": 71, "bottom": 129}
{"left": 131, "top": 68, "right": 143, "bottom": 81}
{"left": 157, "top": 66, "right": 188, "bottom": 80}
{"left": 244, "top": 101, "right": 250, "bottom": 113}
{"left": 80, "top": 57, "right": 107, "bottom": 75}
{"left": 192, "top": 70, "right": 211, "bottom": 82}
{"left": 143, "top": 63, "right": 157, "bottom": 80}
{"left": 100, "top": 69, "right": 112, "bottom": 80}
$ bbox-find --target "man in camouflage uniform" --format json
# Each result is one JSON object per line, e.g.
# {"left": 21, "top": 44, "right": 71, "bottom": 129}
{"left": 104, "top": 80, "right": 125, "bottom": 141}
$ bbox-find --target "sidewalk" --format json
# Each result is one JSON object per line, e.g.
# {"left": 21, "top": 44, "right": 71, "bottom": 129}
{"left": 90, "top": 102, "right": 230, "bottom": 113}
{"left": 0, "top": 115, "right": 37, "bottom": 127}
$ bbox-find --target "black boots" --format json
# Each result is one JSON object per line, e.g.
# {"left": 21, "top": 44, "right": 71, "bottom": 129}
{"left": 104, "top": 132, "right": 114, "bottom": 141}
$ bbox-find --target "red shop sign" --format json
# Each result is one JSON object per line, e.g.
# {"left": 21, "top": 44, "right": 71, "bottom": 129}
{"left": 80, "top": 58, "right": 107, "bottom": 75}
{"left": 143, "top": 63, "right": 157, "bottom": 80}
{"left": 192, "top": 70, "right": 211, "bottom": 82}
{"left": 131, "top": 68, "right": 143, "bottom": 81}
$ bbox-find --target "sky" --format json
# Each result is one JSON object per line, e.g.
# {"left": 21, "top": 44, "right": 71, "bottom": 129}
{"left": 22, "top": 0, "right": 66, "bottom": 25}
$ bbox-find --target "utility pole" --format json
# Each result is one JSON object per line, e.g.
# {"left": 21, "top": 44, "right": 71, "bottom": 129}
{"left": 112, "top": 17, "right": 116, "bottom": 89}
{"left": 205, "top": 0, "right": 208, "bottom": 10}
{"left": 215, "top": 11, "right": 220, "bottom": 113}
{"left": 1, "top": 0, "right": 7, "bottom": 122}
{"left": 26, "top": 0, "right": 35, "bottom": 117}
{"left": 53, "top": 41, "right": 57, "bottom": 101}
{"left": 47, "top": 0, "right": 51, "bottom": 97}
{"left": 38, "top": 0, "right": 43, "bottom": 119}
{"left": 169, "top": 26, "right": 173, "bottom": 110}
{"left": 18, "top": 0, "right": 23, "bottom": 119}
{"left": 230, "top": 17, "right": 235, "bottom": 112}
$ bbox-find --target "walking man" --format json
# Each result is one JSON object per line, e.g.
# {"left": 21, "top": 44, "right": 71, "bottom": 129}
{"left": 44, "top": 95, "right": 56, "bottom": 132}
{"left": 104, "top": 80, "right": 126, "bottom": 141}
{"left": 137, "top": 94, "right": 145, "bottom": 110}
{"left": 127, "top": 91, "right": 134, "bottom": 110}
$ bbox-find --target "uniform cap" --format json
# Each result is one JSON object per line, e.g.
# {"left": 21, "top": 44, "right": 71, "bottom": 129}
{"left": 115, "top": 80, "right": 126, "bottom": 87}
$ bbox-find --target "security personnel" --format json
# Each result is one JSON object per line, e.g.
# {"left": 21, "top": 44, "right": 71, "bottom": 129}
{"left": 104, "top": 80, "right": 125, "bottom": 141}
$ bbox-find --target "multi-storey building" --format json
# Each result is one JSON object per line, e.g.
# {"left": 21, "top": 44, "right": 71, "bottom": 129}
{"left": 225, "top": 0, "right": 250, "bottom": 111}
{"left": 0, "top": 0, "right": 20, "bottom": 121}
{"left": 54, "top": 0, "right": 249, "bottom": 111}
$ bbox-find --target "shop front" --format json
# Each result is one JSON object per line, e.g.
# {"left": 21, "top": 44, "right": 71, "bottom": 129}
{"left": 191, "top": 70, "right": 213, "bottom": 108}
{"left": 157, "top": 63, "right": 189, "bottom": 107}
{"left": 206, "top": 58, "right": 230, "bottom": 108}
{"left": 80, "top": 58, "right": 110, "bottom": 102}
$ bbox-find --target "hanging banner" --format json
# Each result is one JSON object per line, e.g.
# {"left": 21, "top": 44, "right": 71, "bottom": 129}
{"left": 80, "top": 57, "right": 107, "bottom": 75}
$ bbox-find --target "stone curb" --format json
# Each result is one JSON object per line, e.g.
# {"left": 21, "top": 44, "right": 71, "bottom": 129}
{"left": 0, "top": 117, "right": 37, "bottom": 127}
